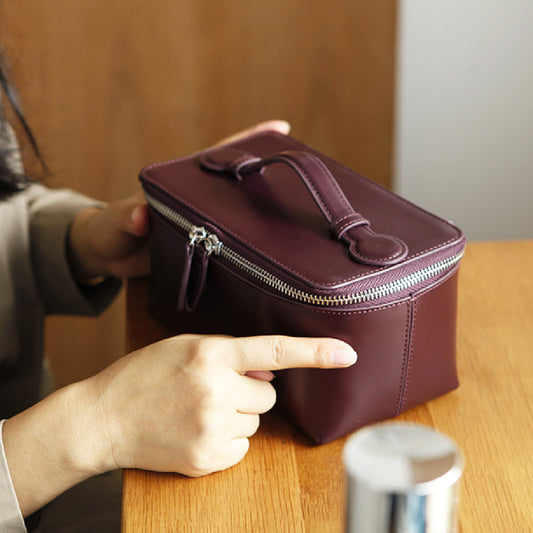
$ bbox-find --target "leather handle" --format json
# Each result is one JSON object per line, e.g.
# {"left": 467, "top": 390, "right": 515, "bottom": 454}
{"left": 199, "top": 148, "right": 408, "bottom": 266}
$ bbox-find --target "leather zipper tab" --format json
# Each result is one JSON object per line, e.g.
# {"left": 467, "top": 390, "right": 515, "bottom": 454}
{"left": 177, "top": 226, "right": 221, "bottom": 312}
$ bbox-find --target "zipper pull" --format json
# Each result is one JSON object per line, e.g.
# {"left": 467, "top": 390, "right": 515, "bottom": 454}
{"left": 178, "top": 227, "right": 222, "bottom": 313}
{"left": 188, "top": 225, "right": 207, "bottom": 246}
{"left": 202, "top": 233, "right": 222, "bottom": 256}
{"left": 188, "top": 226, "right": 222, "bottom": 255}
{"left": 177, "top": 226, "right": 205, "bottom": 312}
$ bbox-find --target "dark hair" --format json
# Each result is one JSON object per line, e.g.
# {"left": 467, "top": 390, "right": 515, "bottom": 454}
{"left": 0, "top": 48, "right": 46, "bottom": 199}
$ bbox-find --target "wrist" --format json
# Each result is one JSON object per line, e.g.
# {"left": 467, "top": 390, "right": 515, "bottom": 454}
{"left": 2, "top": 381, "right": 113, "bottom": 516}
{"left": 62, "top": 378, "right": 116, "bottom": 475}
{"left": 67, "top": 207, "right": 109, "bottom": 283}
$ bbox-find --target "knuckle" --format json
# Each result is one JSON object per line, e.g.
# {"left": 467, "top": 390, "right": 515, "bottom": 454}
{"left": 188, "top": 337, "right": 219, "bottom": 369}
{"left": 184, "top": 447, "right": 212, "bottom": 477}
{"left": 310, "top": 340, "right": 332, "bottom": 368}
{"left": 268, "top": 337, "right": 287, "bottom": 368}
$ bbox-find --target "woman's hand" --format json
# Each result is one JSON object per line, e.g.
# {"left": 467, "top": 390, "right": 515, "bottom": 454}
{"left": 66, "top": 120, "right": 291, "bottom": 282}
{"left": 67, "top": 192, "right": 151, "bottom": 281}
{"left": 89, "top": 334, "right": 355, "bottom": 477}
{"left": 3, "top": 334, "right": 356, "bottom": 516}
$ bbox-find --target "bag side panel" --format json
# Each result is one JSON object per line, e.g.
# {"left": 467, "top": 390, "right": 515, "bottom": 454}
{"left": 273, "top": 301, "right": 411, "bottom": 444}
{"left": 398, "top": 268, "right": 460, "bottom": 413}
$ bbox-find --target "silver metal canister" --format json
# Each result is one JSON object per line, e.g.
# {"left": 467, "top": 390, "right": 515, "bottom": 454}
{"left": 343, "top": 422, "right": 463, "bottom": 533}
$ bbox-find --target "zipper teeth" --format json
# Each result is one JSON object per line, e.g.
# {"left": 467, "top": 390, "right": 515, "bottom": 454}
{"left": 221, "top": 247, "right": 462, "bottom": 306}
{"left": 148, "top": 196, "right": 197, "bottom": 234}
{"left": 146, "top": 193, "right": 462, "bottom": 307}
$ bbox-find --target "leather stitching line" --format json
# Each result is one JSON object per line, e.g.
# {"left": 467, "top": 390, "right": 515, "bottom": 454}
{"left": 332, "top": 214, "right": 368, "bottom": 236}
{"left": 395, "top": 301, "right": 413, "bottom": 415}
{"left": 401, "top": 300, "right": 417, "bottom": 412}
{"left": 350, "top": 237, "right": 406, "bottom": 261}
{"left": 312, "top": 154, "right": 353, "bottom": 215}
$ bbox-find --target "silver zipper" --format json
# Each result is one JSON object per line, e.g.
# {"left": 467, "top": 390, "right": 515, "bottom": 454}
{"left": 188, "top": 225, "right": 207, "bottom": 245}
{"left": 146, "top": 193, "right": 462, "bottom": 307}
{"left": 188, "top": 226, "right": 222, "bottom": 255}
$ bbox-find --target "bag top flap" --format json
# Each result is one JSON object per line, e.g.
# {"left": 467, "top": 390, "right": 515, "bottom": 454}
{"left": 140, "top": 131, "right": 464, "bottom": 291}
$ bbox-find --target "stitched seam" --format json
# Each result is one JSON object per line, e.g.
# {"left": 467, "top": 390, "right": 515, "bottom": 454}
{"left": 332, "top": 213, "right": 358, "bottom": 232}
{"left": 351, "top": 237, "right": 406, "bottom": 261}
{"left": 334, "top": 213, "right": 357, "bottom": 225}
{"left": 333, "top": 214, "right": 368, "bottom": 236}
{"left": 313, "top": 154, "right": 353, "bottom": 214}
{"left": 342, "top": 238, "right": 462, "bottom": 276}
{"left": 395, "top": 301, "right": 413, "bottom": 415}
{"left": 336, "top": 220, "right": 367, "bottom": 235}
{"left": 401, "top": 300, "right": 417, "bottom": 412}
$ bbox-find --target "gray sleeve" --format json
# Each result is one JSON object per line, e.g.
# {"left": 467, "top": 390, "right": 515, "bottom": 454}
{"left": 0, "top": 421, "right": 26, "bottom": 533}
{"left": 28, "top": 185, "right": 122, "bottom": 316}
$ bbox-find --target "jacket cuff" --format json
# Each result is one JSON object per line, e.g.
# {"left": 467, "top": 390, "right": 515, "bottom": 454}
{"left": 0, "top": 421, "right": 26, "bottom": 532}
{"left": 28, "top": 186, "right": 121, "bottom": 316}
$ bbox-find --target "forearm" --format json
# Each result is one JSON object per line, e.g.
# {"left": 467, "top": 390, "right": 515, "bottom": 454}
{"left": 2, "top": 380, "right": 111, "bottom": 517}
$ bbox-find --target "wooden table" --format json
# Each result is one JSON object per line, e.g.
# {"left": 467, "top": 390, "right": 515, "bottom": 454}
{"left": 122, "top": 241, "right": 533, "bottom": 532}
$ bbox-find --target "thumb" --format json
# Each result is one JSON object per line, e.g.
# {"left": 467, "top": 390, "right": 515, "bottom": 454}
{"left": 212, "top": 120, "right": 291, "bottom": 147}
{"left": 128, "top": 202, "right": 150, "bottom": 237}
{"left": 224, "top": 336, "right": 357, "bottom": 373}
{"left": 102, "top": 193, "right": 150, "bottom": 238}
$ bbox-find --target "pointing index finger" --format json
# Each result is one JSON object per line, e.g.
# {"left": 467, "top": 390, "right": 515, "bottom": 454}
{"left": 225, "top": 336, "right": 357, "bottom": 373}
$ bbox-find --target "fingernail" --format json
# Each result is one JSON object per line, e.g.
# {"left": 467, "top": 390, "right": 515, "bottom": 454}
{"left": 244, "top": 370, "right": 276, "bottom": 381}
{"left": 272, "top": 120, "right": 290, "bottom": 135}
{"left": 332, "top": 345, "right": 358, "bottom": 366}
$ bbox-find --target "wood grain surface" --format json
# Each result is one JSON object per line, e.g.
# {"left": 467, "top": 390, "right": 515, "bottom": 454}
{"left": 122, "top": 240, "right": 533, "bottom": 532}
{"left": 0, "top": 1, "right": 397, "bottom": 387}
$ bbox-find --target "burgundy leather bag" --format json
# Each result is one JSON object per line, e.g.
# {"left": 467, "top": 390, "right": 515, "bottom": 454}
{"left": 139, "top": 131, "right": 465, "bottom": 444}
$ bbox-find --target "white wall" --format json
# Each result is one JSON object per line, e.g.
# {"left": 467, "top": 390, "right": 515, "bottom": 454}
{"left": 394, "top": 0, "right": 533, "bottom": 240}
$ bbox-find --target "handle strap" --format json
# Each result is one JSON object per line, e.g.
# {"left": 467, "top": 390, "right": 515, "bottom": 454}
{"left": 199, "top": 148, "right": 408, "bottom": 266}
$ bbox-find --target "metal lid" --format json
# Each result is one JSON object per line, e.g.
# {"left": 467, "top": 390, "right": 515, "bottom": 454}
{"left": 343, "top": 422, "right": 463, "bottom": 533}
